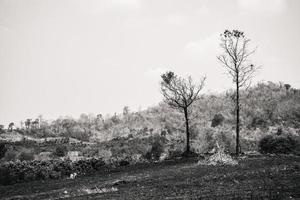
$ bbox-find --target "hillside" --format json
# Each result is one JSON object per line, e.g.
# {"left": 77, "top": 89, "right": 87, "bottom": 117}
{"left": 1, "top": 81, "right": 300, "bottom": 162}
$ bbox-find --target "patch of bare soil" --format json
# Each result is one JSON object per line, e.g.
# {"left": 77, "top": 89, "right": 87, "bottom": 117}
{"left": 0, "top": 156, "right": 299, "bottom": 200}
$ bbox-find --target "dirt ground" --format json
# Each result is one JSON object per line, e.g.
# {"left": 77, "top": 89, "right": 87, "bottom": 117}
{"left": 0, "top": 155, "right": 299, "bottom": 200}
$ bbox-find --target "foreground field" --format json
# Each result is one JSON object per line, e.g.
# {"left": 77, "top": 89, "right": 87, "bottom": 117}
{"left": 0, "top": 155, "right": 299, "bottom": 200}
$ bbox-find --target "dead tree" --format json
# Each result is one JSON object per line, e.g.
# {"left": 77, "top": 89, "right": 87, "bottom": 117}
{"left": 8, "top": 122, "right": 14, "bottom": 132}
{"left": 217, "top": 29, "right": 259, "bottom": 156}
{"left": 160, "top": 71, "right": 206, "bottom": 154}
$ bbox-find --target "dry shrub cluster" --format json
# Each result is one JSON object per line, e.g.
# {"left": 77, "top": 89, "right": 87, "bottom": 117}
{"left": 198, "top": 144, "right": 238, "bottom": 166}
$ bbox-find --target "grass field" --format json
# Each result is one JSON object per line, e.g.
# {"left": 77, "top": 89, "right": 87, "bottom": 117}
{"left": 0, "top": 155, "right": 299, "bottom": 200}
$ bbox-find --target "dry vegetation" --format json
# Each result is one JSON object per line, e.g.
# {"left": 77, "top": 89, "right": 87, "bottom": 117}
{"left": 0, "top": 81, "right": 300, "bottom": 199}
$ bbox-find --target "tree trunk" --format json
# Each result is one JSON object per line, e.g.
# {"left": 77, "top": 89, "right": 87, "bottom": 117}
{"left": 184, "top": 107, "right": 190, "bottom": 153}
{"left": 236, "top": 78, "right": 240, "bottom": 156}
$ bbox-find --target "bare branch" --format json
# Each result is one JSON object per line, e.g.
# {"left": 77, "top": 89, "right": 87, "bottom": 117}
{"left": 218, "top": 30, "right": 258, "bottom": 89}
{"left": 160, "top": 72, "right": 206, "bottom": 110}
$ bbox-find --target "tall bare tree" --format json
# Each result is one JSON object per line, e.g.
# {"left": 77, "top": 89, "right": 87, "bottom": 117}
{"left": 217, "top": 29, "right": 259, "bottom": 156}
{"left": 160, "top": 71, "right": 206, "bottom": 154}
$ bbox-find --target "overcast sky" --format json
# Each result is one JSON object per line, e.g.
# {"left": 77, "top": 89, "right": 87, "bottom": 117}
{"left": 0, "top": 0, "right": 299, "bottom": 126}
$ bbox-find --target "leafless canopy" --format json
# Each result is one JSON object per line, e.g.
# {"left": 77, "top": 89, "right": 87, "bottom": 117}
{"left": 217, "top": 29, "right": 260, "bottom": 156}
{"left": 160, "top": 71, "right": 206, "bottom": 111}
{"left": 160, "top": 71, "right": 206, "bottom": 153}
{"left": 217, "top": 30, "right": 259, "bottom": 88}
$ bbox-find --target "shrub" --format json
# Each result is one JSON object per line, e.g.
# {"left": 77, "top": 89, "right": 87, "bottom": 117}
{"left": 258, "top": 134, "right": 298, "bottom": 154}
{"left": 191, "top": 126, "right": 235, "bottom": 154}
{"left": 130, "top": 154, "right": 146, "bottom": 164}
{"left": 211, "top": 113, "right": 225, "bottom": 127}
{"left": 3, "top": 148, "right": 17, "bottom": 161}
{"left": 0, "top": 158, "right": 107, "bottom": 185}
{"left": 191, "top": 127, "right": 214, "bottom": 154}
{"left": 49, "top": 170, "right": 61, "bottom": 179}
{"left": 18, "top": 150, "right": 35, "bottom": 161}
{"left": 215, "top": 128, "right": 235, "bottom": 154}
{"left": 82, "top": 146, "right": 98, "bottom": 157}
{"left": 0, "top": 143, "right": 7, "bottom": 159}
{"left": 0, "top": 166, "right": 13, "bottom": 185}
{"left": 119, "top": 160, "right": 130, "bottom": 166}
{"left": 168, "top": 149, "right": 183, "bottom": 159}
{"left": 97, "top": 149, "right": 112, "bottom": 163}
{"left": 69, "top": 126, "right": 90, "bottom": 141}
{"left": 250, "top": 117, "right": 267, "bottom": 129}
{"left": 54, "top": 145, "right": 67, "bottom": 157}
{"left": 181, "top": 151, "right": 198, "bottom": 158}
{"left": 36, "top": 152, "right": 52, "bottom": 161}
{"left": 40, "top": 128, "right": 56, "bottom": 138}
{"left": 144, "top": 139, "right": 164, "bottom": 160}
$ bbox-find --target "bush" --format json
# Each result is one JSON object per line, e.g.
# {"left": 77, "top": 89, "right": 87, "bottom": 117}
{"left": 191, "top": 127, "right": 214, "bottom": 154}
{"left": 36, "top": 152, "right": 52, "bottom": 161}
{"left": 18, "top": 150, "right": 35, "bottom": 161}
{"left": 168, "top": 149, "right": 183, "bottom": 159}
{"left": 0, "top": 158, "right": 108, "bottom": 185}
{"left": 0, "top": 143, "right": 7, "bottom": 159}
{"left": 250, "top": 117, "right": 267, "bottom": 129}
{"left": 97, "top": 149, "right": 112, "bottom": 163}
{"left": 144, "top": 138, "right": 164, "bottom": 160}
{"left": 214, "top": 129, "right": 235, "bottom": 154}
{"left": 211, "top": 113, "right": 225, "bottom": 127}
{"left": 54, "top": 145, "right": 67, "bottom": 157}
{"left": 3, "top": 148, "right": 17, "bottom": 161}
{"left": 130, "top": 154, "right": 145, "bottom": 164}
{"left": 191, "top": 126, "right": 235, "bottom": 154}
{"left": 69, "top": 126, "right": 91, "bottom": 141}
{"left": 259, "top": 134, "right": 299, "bottom": 154}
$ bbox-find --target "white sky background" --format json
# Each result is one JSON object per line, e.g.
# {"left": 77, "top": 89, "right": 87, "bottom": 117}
{"left": 0, "top": 0, "right": 300, "bottom": 126}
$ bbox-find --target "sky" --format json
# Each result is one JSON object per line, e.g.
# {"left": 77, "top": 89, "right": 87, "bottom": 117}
{"left": 0, "top": 0, "right": 300, "bottom": 126}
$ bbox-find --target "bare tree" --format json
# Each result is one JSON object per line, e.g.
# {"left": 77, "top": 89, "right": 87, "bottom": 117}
{"left": 8, "top": 122, "right": 14, "bottom": 131}
{"left": 160, "top": 71, "right": 206, "bottom": 154}
{"left": 217, "top": 29, "right": 259, "bottom": 156}
{"left": 25, "top": 119, "right": 32, "bottom": 130}
{"left": 123, "top": 106, "right": 130, "bottom": 116}
{"left": 96, "top": 114, "right": 104, "bottom": 130}
{"left": 32, "top": 118, "right": 39, "bottom": 129}
{"left": 0, "top": 125, "right": 4, "bottom": 134}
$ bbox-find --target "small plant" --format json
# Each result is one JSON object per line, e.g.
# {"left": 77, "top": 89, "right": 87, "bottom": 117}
{"left": 3, "top": 148, "right": 17, "bottom": 161}
{"left": 130, "top": 154, "right": 145, "bottom": 164}
{"left": 54, "top": 145, "right": 67, "bottom": 157}
{"left": 168, "top": 149, "right": 183, "bottom": 159}
{"left": 250, "top": 117, "right": 268, "bottom": 129}
{"left": 18, "top": 150, "right": 35, "bottom": 161}
{"left": 259, "top": 134, "right": 298, "bottom": 154}
{"left": 144, "top": 139, "right": 164, "bottom": 161}
{"left": 211, "top": 113, "right": 225, "bottom": 127}
{"left": 0, "top": 125, "right": 4, "bottom": 134}
{"left": 97, "top": 149, "right": 112, "bottom": 161}
{"left": 0, "top": 143, "right": 7, "bottom": 159}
